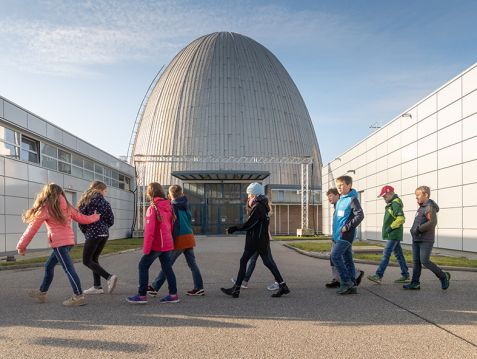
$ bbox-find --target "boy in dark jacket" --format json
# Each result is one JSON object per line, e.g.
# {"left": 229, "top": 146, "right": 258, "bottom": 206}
{"left": 403, "top": 186, "right": 450, "bottom": 290}
{"left": 368, "top": 185, "right": 409, "bottom": 284}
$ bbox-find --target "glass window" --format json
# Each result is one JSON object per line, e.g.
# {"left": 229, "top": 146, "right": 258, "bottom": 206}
{"left": 58, "top": 149, "right": 71, "bottom": 163}
{"left": 41, "top": 155, "right": 57, "bottom": 170}
{"left": 111, "top": 170, "right": 119, "bottom": 180}
{"left": 0, "top": 126, "right": 20, "bottom": 144}
{"left": 104, "top": 167, "right": 111, "bottom": 178}
{"left": 72, "top": 165, "right": 83, "bottom": 178}
{"left": 84, "top": 159, "right": 94, "bottom": 171}
{"left": 0, "top": 142, "right": 19, "bottom": 158}
{"left": 94, "top": 164, "right": 103, "bottom": 174}
{"left": 111, "top": 179, "right": 119, "bottom": 188}
{"left": 83, "top": 169, "right": 94, "bottom": 180}
{"left": 58, "top": 162, "right": 71, "bottom": 174}
{"left": 72, "top": 154, "right": 83, "bottom": 167}
{"left": 41, "top": 143, "right": 57, "bottom": 158}
{"left": 20, "top": 136, "right": 40, "bottom": 163}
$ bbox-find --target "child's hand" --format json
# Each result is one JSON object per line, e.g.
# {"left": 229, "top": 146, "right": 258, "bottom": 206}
{"left": 341, "top": 226, "right": 347, "bottom": 233}
{"left": 17, "top": 248, "right": 26, "bottom": 256}
{"left": 94, "top": 210, "right": 101, "bottom": 217}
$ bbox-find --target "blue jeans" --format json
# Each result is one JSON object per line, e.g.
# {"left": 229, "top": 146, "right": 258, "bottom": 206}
{"left": 40, "top": 245, "right": 83, "bottom": 295}
{"left": 376, "top": 240, "right": 409, "bottom": 278}
{"left": 138, "top": 250, "right": 177, "bottom": 296}
{"left": 411, "top": 241, "right": 445, "bottom": 283}
{"left": 331, "top": 240, "right": 356, "bottom": 286}
{"left": 152, "top": 248, "right": 203, "bottom": 290}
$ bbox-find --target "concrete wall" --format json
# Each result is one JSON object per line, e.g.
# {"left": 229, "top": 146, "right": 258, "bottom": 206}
{"left": 322, "top": 62, "right": 477, "bottom": 252}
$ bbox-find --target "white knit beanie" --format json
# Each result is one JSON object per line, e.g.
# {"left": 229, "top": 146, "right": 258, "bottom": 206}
{"left": 246, "top": 182, "right": 264, "bottom": 196}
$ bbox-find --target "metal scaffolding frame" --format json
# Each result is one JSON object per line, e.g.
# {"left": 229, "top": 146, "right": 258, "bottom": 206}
{"left": 132, "top": 154, "right": 314, "bottom": 233}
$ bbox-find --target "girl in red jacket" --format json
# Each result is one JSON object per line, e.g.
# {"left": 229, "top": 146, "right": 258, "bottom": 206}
{"left": 17, "top": 183, "right": 100, "bottom": 307}
{"left": 126, "top": 182, "right": 179, "bottom": 304}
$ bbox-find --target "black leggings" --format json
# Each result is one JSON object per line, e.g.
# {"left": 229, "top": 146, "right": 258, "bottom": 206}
{"left": 235, "top": 247, "right": 283, "bottom": 286}
{"left": 83, "top": 236, "right": 111, "bottom": 287}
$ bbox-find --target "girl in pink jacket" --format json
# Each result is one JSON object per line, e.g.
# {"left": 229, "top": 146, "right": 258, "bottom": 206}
{"left": 17, "top": 183, "right": 100, "bottom": 307}
{"left": 127, "top": 182, "right": 179, "bottom": 304}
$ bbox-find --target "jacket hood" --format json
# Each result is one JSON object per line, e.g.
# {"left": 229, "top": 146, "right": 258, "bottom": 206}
{"left": 386, "top": 194, "right": 400, "bottom": 204}
{"left": 153, "top": 197, "right": 170, "bottom": 209}
{"left": 253, "top": 194, "right": 269, "bottom": 209}
{"left": 341, "top": 188, "right": 358, "bottom": 199}
{"left": 171, "top": 196, "right": 188, "bottom": 210}
{"left": 422, "top": 199, "right": 439, "bottom": 212}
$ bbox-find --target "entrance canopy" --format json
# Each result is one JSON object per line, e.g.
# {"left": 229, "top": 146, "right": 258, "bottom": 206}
{"left": 172, "top": 170, "right": 270, "bottom": 181}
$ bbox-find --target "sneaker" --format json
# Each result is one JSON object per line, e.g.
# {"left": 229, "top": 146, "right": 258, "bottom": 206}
{"left": 187, "top": 288, "right": 205, "bottom": 296}
{"left": 267, "top": 282, "right": 279, "bottom": 291}
{"left": 441, "top": 272, "right": 451, "bottom": 290}
{"left": 159, "top": 294, "right": 180, "bottom": 303}
{"left": 394, "top": 275, "right": 411, "bottom": 283}
{"left": 403, "top": 282, "right": 421, "bottom": 290}
{"left": 27, "top": 289, "right": 47, "bottom": 303}
{"left": 146, "top": 285, "right": 158, "bottom": 297}
{"left": 107, "top": 274, "right": 118, "bottom": 294}
{"left": 63, "top": 294, "right": 86, "bottom": 307}
{"left": 367, "top": 274, "right": 382, "bottom": 285}
{"left": 336, "top": 282, "right": 354, "bottom": 295}
{"left": 83, "top": 286, "right": 104, "bottom": 295}
{"left": 126, "top": 294, "right": 148, "bottom": 304}
{"left": 349, "top": 286, "right": 358, "bottom": 294}
{"left": 230, "top": 278, "right": 248, "bottom": 289}
{"left": 325, "top": 279, "right": 340, "bottom": 288}
{"left": 355, "top": 270, "right": 365, "bottom": 286}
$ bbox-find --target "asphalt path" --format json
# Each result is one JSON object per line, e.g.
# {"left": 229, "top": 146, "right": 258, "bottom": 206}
{"left": 1, "top": 236, "right": 476, "bottom": 358}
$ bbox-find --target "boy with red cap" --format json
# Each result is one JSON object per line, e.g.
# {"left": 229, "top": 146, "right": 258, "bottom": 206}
{"left": 367, "top": 185, "right": 410, "bottom": 284}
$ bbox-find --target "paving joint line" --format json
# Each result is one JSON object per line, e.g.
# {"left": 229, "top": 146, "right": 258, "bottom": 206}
{"left": 364, "top": 287, "right": 477, "bottom": 349}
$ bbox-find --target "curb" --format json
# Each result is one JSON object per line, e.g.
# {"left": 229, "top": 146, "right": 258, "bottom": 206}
{"left": 282, "top": 243, "right": 477, "bottom": 273}
{"left": 0, "top": 248, "right": 141, "bottom": 271}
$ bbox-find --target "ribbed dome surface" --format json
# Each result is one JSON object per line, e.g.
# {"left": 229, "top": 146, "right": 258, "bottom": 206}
{"left": 132, "top": 31, "right": 322, "bottom": 185}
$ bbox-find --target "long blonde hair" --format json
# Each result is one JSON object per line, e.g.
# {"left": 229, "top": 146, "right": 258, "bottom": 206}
{"left": 78, "top": 181, "right": 107, "bottom": 208}
{"left": 23, "top": 183, "right": 69, "bottom": 224}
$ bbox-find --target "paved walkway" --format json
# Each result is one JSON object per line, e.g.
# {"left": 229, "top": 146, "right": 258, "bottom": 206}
{"left": 0, "top": 236, "right": 476, "bottom": 358}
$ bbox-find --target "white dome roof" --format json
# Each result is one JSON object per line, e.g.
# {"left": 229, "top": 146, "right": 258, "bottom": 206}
{"left": 132, "top": 31, "right": 322, "bottom": 186}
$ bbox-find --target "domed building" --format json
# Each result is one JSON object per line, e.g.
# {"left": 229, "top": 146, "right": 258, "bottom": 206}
{"left": 131, "top": 32, "right": 322, "bottom": 235}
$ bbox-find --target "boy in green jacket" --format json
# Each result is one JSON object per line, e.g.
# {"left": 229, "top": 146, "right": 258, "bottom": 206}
{"left": 368, "top": 185, "right": 410, "bottom": 284}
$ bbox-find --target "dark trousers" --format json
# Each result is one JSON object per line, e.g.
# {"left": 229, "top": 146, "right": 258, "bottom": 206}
{"left": 411, "top": 241, "right": 445, "bottom": 283}
{"left": 83, "top": 236, "right": 111, "bottom": 287}
{"left": 235, "top": 246, "right": 283, "bottom": 287}
{"left": 138, "top": 250, "right": 177, "bottom": 296}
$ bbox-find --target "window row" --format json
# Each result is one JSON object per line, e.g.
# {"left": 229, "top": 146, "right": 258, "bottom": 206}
{"left": 0, "top": 124, "right": 131, "bottom": 190}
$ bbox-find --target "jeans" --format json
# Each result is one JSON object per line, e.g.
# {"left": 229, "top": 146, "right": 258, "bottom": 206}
{"left": 83, "top": 236, "right": 111, "bottom": 287}
{"left": 152, "top": 248, "right": 204, "bottom": 290}
{"left": 331, "top": 240, "right": 356, "bottom": 286}
{"left": 138, "top": 250, "right": 177, "bottom": 296}
{"left": 376, "top": 240, "right": 409, "bottom": 278}
{"left": 330, "top": 241, "right": 362, "bottom": 281}
{"left": 235, "top": 247, "right": 283, "bottom": 286}
{"left": 244, "top": 252, "right": 259, "bottom": 282}
{"left": 411, "top": 241, "right": 445, "bottom": 283}
{"left": 40, "top": 245, "right": 83, "bottom": 295}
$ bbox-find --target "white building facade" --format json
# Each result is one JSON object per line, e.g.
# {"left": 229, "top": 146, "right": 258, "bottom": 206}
{"left": 322, "top": 62, "right": 477, "bottom": 253}
{"left": 0, "top": 95, "right": 135, "bottom": 253}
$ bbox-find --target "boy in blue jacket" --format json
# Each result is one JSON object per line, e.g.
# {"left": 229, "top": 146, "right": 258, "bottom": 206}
{"left": 331, "top": 175, "right": 364, "bottom": 295}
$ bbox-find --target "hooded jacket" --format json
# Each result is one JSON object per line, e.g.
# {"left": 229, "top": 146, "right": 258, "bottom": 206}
{"left": 78, "top": 193, "right": 114, "bottom": 240}
{"left": 17, "top": 195, "right": 100, "bottom": 250}
{"left": 410, "top": 199, "right": 439, "bottom": 242}
{"left": 235, "top": 195, "right": 271, "bottom": 255}
{"left": 171, "top": 195, "right": 196, "bottom": 250}
{"left": 382, "top": 194, "right": 405, "bottom": 241}
{"left": 143, "top": 197, "right": 174, "bottom": 254}
{"left": 332, "top": 189, "right": 364, "bottom": 242}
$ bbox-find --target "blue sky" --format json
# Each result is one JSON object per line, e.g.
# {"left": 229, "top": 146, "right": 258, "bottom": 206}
{"left": 1, "top": 0, "right": 476, "bottom": 164}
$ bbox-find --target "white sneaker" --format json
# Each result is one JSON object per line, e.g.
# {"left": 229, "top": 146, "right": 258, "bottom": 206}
{"left": 267, "top": 282, "right": 279, "bottom": 291}
{"left": 230, "top": 278, "right": 248, "bottom": 289}
{"left": 83, "top": 286, "right": 104, "bottom": 295}
{"left": 107, "top": 275, "right": 118, "bottom": 294}
{"left": 63, "top": 294, "right": 86, "bottom": 307}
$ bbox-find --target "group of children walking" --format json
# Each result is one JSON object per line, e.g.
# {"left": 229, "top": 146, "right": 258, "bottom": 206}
{"left": 16, "top": 175, "right": 450, "bottom": 307}
{"left": 326, "top": 175, "right": 450, "bottom": 295}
